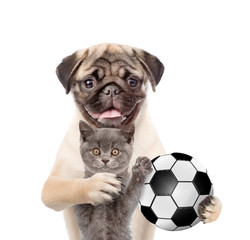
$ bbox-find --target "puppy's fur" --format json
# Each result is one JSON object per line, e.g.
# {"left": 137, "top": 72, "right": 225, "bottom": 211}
{"left": 41, "top": 43, "right": 221, "bottom": 240}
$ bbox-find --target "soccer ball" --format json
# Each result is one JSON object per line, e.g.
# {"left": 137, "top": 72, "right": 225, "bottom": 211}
{"left": 139, "top": 152, "right": 213, "bottom": 231}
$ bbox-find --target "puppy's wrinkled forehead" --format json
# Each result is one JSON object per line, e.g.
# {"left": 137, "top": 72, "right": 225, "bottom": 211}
{"left": 75, "top": 44, "right": 143, "bottom": 79}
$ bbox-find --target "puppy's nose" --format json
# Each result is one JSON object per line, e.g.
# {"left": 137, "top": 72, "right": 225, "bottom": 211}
{"left": 102, "top": 85, "right": 121, "bottom": 96}
{"left": 102, "top": 159, "right": 109, "bottom": 164}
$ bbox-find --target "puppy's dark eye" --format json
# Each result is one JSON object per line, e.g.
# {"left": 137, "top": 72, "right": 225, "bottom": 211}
{"left": 83, "top": 79, "right": 95, "bottom": 89}
{"left": 127, "top": 78, "right": 140, "bottom": 88}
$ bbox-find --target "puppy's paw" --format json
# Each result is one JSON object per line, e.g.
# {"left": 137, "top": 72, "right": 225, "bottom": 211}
{"left": 86, "top": 172, "right": 121, "bottom": 206}
{"left": 198, "top": 196, "right": 222, "bottom": 223}
{"left": 132, "top": 156, "right": 153, "bottom": 182}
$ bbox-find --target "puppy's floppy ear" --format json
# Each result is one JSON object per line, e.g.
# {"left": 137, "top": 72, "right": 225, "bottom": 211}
{"left": 56, "top": 50, "right": 88, "bottom": 94}
{"left": 134, "top": 49, "right": 164, "bottom": 92}
{"left": 79, "top": 120, "right": 95, "bottom": 142}
{"left": 121, "top": 124, "right": 135, "bottom": 144}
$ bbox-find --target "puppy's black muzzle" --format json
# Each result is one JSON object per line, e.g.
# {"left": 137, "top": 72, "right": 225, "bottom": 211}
{"left": 102, "top": 84, "right": 121, "bottom": 96}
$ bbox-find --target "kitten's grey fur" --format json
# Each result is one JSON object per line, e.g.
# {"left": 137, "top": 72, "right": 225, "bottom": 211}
{"left": 74, "top": 121, "right": 152, "bottom": 240}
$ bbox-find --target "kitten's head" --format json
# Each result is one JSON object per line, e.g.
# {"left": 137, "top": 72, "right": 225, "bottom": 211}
{"left": 79, "top": 121, "right": 135, "bottom": 174}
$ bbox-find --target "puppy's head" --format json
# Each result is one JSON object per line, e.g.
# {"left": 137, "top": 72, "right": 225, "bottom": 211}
{"left": 56, "top": 43, "right": 164, "bottom": 128}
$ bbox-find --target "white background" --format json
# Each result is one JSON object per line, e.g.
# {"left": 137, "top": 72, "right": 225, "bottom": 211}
{"left": 1, "top": 0, "right": 250, "bottom": 239}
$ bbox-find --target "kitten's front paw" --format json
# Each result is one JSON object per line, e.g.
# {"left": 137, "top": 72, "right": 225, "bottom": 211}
{"left": 132, "top": 156, "right": 153, "bottom": 182}
{"left": 87, "top": 172, "right": 121, "bottom": 206}
{"left": 198, "top": 196, "right": 222, "bottom": 223}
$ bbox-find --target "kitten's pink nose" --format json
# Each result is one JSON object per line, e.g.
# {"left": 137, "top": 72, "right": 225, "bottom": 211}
{"left": 102, "top": 159, "right": 109, "bottom": 164}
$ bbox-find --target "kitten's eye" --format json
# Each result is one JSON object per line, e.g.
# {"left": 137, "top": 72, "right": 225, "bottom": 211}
{"left": 92, "top": 148, "right": 100, "bottom": 156}
{"left": 111, "top": 149, "right": 119, "bottom": 156}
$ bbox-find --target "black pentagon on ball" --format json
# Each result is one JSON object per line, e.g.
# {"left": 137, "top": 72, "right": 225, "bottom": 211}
{"left": 141, "top": 206, "right": 158, "bottom": 224}
{"left": 193, "top": 172, "right": 212, "bottom": 195}
{"left": 150, "top": 170, "right": 178, "bottom": 196}
{"left": 172, "top": 207, "right": 198, "bottom": 227}
{"left": 171, "top": 152, "right": 193, "bottom": 161}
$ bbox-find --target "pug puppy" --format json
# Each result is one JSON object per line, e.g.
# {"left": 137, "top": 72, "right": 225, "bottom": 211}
{"left": 41, "top": 43, "right": 221, "bottom": 240}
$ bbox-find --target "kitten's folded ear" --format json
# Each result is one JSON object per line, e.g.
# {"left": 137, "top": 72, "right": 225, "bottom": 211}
{"left": 79, "top": 120, "right": 95, "bottom": 141}
{"left": 121, "top": 124, "right": 135, "bottom": 144}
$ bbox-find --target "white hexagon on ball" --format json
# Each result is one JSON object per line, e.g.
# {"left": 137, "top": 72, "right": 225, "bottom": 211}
{"left": 172, "top": 161, "right": 196, "bottom": 181}
{"left": 172, "top": 183, "right": 199, "bottom": 207}
{"left": 191, "top": 217, "right": 200, "bottom": 227}
{"left": 156, "top": 219, "right": 177, "bottom": 231}
{"left": 191, "top": 158, "right": 207, "bottom": 173}
{"left": 153, "top": 155, "right": 176, "bottom": 171}
{"left": 176, "top": 226, "right": 191, "bottom": 231}
{"left": 193, "top": 194, "right": 213, "bottom": 215}
{"left": 140, "top": 184, "right": 155, "bottom": 207}
{"left": 151, "top": 196, "right": 177, "bottom": 218}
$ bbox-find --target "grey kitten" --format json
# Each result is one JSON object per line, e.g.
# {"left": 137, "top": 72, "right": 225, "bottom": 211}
{"left": 74, "top": 121, "right": 152, "bottom": 240}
